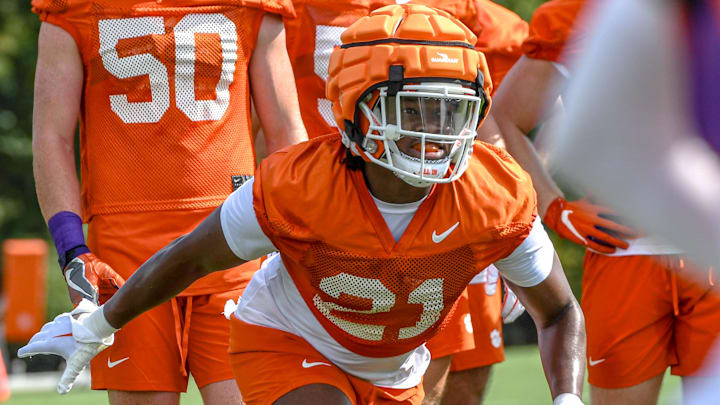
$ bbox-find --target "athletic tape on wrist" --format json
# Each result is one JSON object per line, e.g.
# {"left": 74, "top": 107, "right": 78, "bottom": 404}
{"left": 48, "top": 211, "right": 90, "bottom": 268}
{"left": 553, "top": 393, "right": 584, "bottom": 405}
{"left": 87, "top": 305, "right": 118, "bottom": 340}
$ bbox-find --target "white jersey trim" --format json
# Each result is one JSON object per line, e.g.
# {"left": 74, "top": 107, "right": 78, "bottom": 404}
{"left": 494, "top": 216, "right": 554, "bottom": 287}
{"left": 219, "top": 177, "right": 276, "bottom": 261}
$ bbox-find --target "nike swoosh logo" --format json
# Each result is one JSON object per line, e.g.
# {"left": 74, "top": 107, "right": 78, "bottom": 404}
{"left": 588, "top": 357, "right": 605, "bottom": 366}
{"left": 560, "top": 210, "right": 587, "bottom": 244}
{"left": 107, "top": 357, "right": 130, "bottom": 368}
{"left": 65, "top": 260, "right": 96, "bottom": 302}
{"left": 302, "top": 359, "right": 330, "bottom": 368}
{"left": 432, "top": 221, "right": 460, "bottom": 243}
{"left": 53, "top": 333, "right": 73, "bottom": 338}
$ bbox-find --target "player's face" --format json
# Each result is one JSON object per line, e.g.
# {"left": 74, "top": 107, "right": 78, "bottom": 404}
{"left": 389, "top": 96, "right": 471, "bottom": 160}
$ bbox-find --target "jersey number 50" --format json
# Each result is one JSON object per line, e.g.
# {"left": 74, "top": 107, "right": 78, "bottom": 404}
{"left": 98, "top": 14, "right": 236, "bottom": 124}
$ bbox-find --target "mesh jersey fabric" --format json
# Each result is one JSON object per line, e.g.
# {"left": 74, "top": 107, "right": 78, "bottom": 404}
{"left": 251, "top": 135, "right": 537, "bottom": 357}
{"left": 31, "top": 0, "right": 293, "bottom": 220}
{"left": 284, "top": 0, "right": 527, "bottom": 138}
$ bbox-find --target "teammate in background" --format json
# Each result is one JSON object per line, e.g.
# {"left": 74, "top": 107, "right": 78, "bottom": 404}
{"left": 549, "top": 0, "right": 720, "bottom": 273}
{"left": 30, "top": 0, "right": 306, "bottom": 403}
{"left": 491, "top": 1, "right": 720, "bottom": 404}
{"left": 281, "top": 1, "right": 528, "bottom": 402}
{"left": 20, "top": 5, "right": 586, "bottom": 405}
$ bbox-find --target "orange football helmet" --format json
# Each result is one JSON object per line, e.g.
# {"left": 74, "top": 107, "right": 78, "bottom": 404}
{"left": 326, "top": 4, "right": 492, "bottom": 187}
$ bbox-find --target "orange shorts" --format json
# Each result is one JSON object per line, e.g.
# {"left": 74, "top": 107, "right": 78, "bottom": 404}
{"left": 229, "top": 318, "right": 424, "bottom": 405}
{"left": 582, "top": 253, "right": 720, "bottom": 388}
{"left": 92, "top": 288, "right": 241, "bottom": 391}
{"left": 87, "top": 209, "right": 257, "bottom": 391}
{"left": 426, "top": 289, "right": 474, "bottom": 359}
{"left": 449, "top": 282, "right": 504, "bottom": 371}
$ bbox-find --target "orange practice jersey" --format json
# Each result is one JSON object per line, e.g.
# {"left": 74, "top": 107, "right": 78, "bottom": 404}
{"left": 32, "top": 0, "right": 294, "bottom": 220}
{"left": 252, "top": 136, "right": 536, "bottom": 357}
{"left": 522, "top": 0, "right": 587, "bottom": 63}
{"left": 284, "top": 0, "right": 527, "bottom": 138}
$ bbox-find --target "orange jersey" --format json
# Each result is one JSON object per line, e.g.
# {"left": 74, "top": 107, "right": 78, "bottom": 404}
{"left": 32, "top": 0, "right": 294, "bottom": 220}
{"left": 471, "top": 0, "right": 529, "bottom": 89}
{"left": 522, "top": 0, "right": 587, "bottom": 63}
{"left": 285, "top": 0, "right": 527, "bottom": 137}
{"left": 252, "top": 135, "right": 536, "bottom": 357}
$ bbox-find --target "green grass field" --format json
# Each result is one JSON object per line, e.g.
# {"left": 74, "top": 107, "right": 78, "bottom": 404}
{"left": 7, "top": 345, "right": 681, "bottom": 404}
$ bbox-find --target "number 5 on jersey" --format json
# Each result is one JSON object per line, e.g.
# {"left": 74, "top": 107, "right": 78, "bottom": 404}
{"left": 98, "top": 14, "right": 236, "bottom": 124}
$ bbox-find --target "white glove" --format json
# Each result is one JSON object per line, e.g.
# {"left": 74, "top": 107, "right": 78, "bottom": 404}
{"left": 501, "top": 280, "right": 525, "bottom": 324}
{"left": 553, "top": 393, "right": 584, "bottom": 405}
{"left": 18, "top": 299, "right": 118, "bottom": 394}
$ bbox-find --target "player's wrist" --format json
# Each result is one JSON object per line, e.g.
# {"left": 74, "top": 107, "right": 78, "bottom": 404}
{"left": 553, "top": 393, "right": 584, "bottom": 405}
{"left": 48, "top": 211, "right": 91, "bottom": 269}
{"left": 542, "top": 197, "right": 564, "bottom": 223}
{"left": 71, "top": 301, "right": 117, "bottom": 345}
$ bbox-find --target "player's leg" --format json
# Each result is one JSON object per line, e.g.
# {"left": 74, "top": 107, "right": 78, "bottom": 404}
{"left": 423, "top": 291, "right": 474, "bottom": 404}
{"left": 186, "top": 290, "right": 246, "bottom": 405}
{"left": 275, "top": 384, "right": 353, "bottom": 404}
{"left": 441, "top": 281, "right": 504, "bottom": 405}
{"left": 107, "top": 391, "right": 180, "bottom": 405}
{"left": 590, "top": 374, "right": 664, "bottom": 405}
{"left": 440, "top": 365, "right": 492, "bottom": 405}
{"left": 422, "top": 355, "right": 453, "bottom": 404}
{"left": 583, "top": 254, "right": 675, "bottom": 405}
{"left": 198, "top": 380, "right": 243, "bottom": 405}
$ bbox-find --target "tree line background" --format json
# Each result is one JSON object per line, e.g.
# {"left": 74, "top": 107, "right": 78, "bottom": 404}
{"left": 0, "top": 0, "right": 583, "bottom": 328}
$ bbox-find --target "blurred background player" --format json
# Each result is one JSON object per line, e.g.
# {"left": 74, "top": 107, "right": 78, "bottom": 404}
{"left": 281, "top": 1, "right": 528, "bottom": 402}
{"left": 30, "top": 0, "right": 307, "bottom": 403}
{"left": 547, "top": 1, "right": 720, "bottom": 402}
{"left": 549, "top": 0, "right": 720, "bottom": 272}
{"left": 491, "top": 0, "right": 720, "bottom": 404}
{"left": 20, "top": 6, "right": 587, "bottom": 404}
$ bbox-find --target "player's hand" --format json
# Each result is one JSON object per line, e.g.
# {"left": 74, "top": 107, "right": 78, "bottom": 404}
{"left": 64, "top": 253, "right": 125, "bottom": 306}
{"left": 543, "top": 197, "right": 634, "bottom": 254}
{"left": 17, "top": 299, "right": 117, "bottom": 394}
{"left": 501, "top": 279, "right": 525, "bottom": 324}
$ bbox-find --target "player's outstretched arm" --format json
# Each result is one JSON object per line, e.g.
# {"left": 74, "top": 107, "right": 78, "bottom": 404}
{"left": 509, "top": 254, "right": 586, "bottom": 405}
{"left": 250, "top": 14, "right": 307, "bottom": 154}
{"left": 33, "top": 23, "right": 125, "bottom": 306}
{"left": 102, "top": 206, "right": 246, "bottom": 328}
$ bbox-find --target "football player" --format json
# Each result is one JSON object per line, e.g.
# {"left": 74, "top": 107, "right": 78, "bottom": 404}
{"left": 21, "top": 5, "right": 585, "bottom": 405}
{"left": 491, "top": 1, "right": 720, "bottom": 404}
{"left": 550, "top": 0, "right": 720, "bottom": 272}
{"left": 281, "top": 1, "right": 528, "bottom": 402}
{"left": 29, "top": 0, "right": 306, "bottom": 403}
